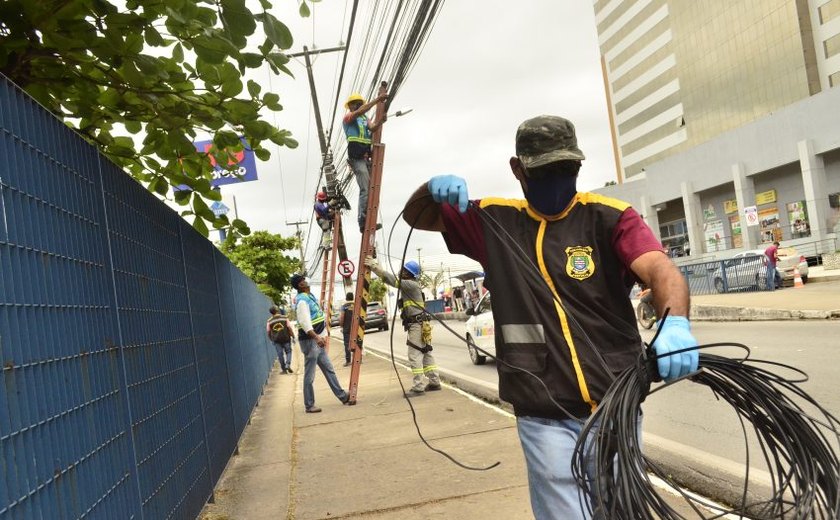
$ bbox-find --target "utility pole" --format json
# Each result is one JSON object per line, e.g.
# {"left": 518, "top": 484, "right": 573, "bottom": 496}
{"left": 297, "top": 44, "right": 351, "bottom": 351}
{"left": 286, "top": 220, "right": 308, "bottom": 274}
{"left": 416, "top": 247, "right": 422, "bottom": 267}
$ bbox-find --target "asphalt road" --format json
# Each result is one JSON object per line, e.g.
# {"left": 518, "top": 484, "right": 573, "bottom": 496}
{"left": 356, "top": 320, "right": 840, "bottom": 474}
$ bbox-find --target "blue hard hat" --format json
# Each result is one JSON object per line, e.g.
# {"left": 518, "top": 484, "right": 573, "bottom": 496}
{"left": 290, "top": 273, "right": 305, "bottom": 290}
{"left": 403, "top": 260, "right": 421, "bottom": 278}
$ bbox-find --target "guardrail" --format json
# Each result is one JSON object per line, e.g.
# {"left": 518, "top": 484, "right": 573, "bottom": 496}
{"left": 0, "top": 76, "right": 274, "bottom": 518}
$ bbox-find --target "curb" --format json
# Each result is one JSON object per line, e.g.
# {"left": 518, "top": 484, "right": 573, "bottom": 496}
{"left": 691, "top": 305, "right": 840, "bottom": 321}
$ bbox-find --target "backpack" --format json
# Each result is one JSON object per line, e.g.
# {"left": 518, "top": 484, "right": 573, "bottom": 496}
{"left": 267, "top": 316, "right": 291, "bottom": 344}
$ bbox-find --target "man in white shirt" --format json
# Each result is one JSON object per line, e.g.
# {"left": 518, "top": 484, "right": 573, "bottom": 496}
{"left": 291, "top": 274, "right": 350, "bottom": 413}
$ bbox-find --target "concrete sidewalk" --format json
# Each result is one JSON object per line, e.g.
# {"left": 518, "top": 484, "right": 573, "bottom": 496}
{"left": 200, "top": 353, "right": 718, "bottom": 519}
{"left": 199, "top": 353, "right": 532, "bottom": 520}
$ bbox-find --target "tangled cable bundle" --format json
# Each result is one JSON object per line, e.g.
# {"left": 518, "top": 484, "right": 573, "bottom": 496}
{"left": 573, "top": 343, "right": 840, "bottom": 519}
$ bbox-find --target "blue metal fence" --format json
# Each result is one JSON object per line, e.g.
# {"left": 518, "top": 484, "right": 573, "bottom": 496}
{"left": 678, "top": 257, "right": 771, "bottom": 295}
{"left": 0, "top": 77, "right": 274, "bottom": 519}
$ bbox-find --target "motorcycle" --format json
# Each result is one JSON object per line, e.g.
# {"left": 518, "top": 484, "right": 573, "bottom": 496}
{"left": 635, "top": 288, "right": 656, "bottom": 329}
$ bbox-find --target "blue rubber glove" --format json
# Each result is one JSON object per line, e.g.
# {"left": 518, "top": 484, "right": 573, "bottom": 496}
{"left": 428, "top": 175, "right": 469, "bottom": 213}
{"left": 652, "top": 316, "right": 699, "bottom": 381}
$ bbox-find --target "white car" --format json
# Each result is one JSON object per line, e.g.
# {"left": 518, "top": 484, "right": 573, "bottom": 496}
{"left": 710, "top": 248, "right": 808, "bottom": 293}
{"left": 464, "top": 292, "right": 495, "bottom": 365}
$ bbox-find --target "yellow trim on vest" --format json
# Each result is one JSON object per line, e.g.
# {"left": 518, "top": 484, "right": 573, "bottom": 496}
{"left": 577, "top": 192, "right": 631, "bottom": 212}
{"left": 535, "top": 219, "right": 596, "bottom": 412}
{"left": 479, "top": 193, "right": 631, "bottom": 223}
{"left": 479, "top": 197, "right": 528, "bottom": 210}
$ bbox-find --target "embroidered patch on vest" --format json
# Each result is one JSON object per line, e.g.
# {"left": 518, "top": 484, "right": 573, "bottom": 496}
{"left": 565, "top": 246, "right": 595, "bottom": 280}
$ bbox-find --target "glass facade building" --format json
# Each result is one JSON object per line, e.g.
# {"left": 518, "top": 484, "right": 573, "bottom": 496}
{"left": 595, "top": 0, "right": 840, "bottom": 181}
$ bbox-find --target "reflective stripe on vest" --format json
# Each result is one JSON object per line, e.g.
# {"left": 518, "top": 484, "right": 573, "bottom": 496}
{"left": 401, "top": 299, "right": 424, "bottom": 310}
{"left": 296, "top": 293, "right": 325, "bottom": 325}
{"left": 345, "top": 115, "right": 371, "bottom": 145}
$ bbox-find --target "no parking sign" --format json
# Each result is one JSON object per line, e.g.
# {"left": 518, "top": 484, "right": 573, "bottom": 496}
{"left": 337, "top": 259, "right": 355, "bottom": 278}
{"left": 744, "top": 205, "right": 759, "bottom": 227}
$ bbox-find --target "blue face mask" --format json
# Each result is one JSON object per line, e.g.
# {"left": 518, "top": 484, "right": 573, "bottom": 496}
{"left": 524, "top": 173, "right": 577, "bottom": 216}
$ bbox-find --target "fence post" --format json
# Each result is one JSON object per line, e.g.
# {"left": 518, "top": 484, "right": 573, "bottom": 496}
{"left": 212, "top": 250, "right": 241, "bottom": 455}
{"left": 178, "top": 221, "right": 215, "bottom": 503}
{"left": 97, "top": 156, "right": 145, "bottom": 520}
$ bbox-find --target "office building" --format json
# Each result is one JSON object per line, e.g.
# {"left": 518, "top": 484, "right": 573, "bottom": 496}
{"left": 593, "top": 0, "right": 840, "bottom": 259}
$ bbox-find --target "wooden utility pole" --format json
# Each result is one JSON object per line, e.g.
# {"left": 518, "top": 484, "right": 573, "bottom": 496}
{"left": 347, "top": 81, "right": 389, "bottom": 405}
{"left": 286, "top": 220, "right": 308, "bottom": 273}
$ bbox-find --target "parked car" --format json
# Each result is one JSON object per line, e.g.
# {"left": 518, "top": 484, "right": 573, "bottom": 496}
{"left": 710, "top": 248, "right": 808, "bottom": 293}
{"left": 465, "top": 292, "right": 495, "bottom": 365}
{"left": 329, "top": 307, "right": 340, "bottom": 328}
{"left": 364, "top": 301, "right": 389, "bottom": 332}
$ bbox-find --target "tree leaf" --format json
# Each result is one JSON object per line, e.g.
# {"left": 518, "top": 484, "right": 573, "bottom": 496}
{"left": 262, "top": 92, "right": 281, "bottom": 110}
{"left": 125, "top": 120, "right": 142, "bottom": 134}
{"left": 254, "top": 147, "right": 270, "bottom": 161}
{"left": 193, "top": 194, "right": 217, "bottom": 221}
{"left": 145, "top": 26, "right": 165, "bottom": 46}
{"left": 193, "top": 215, "right": 210, "bottom": 237}
{"left": 174, "top": 188, "right": 192, "bottom": 204}
{"left": 247, "top": 79, "right": 261, "bottom": 98}
{"left": 240, "top": 52, "right": 264, "bottom": 69}
{"left": 221, "top": 0, "right": 257, "bottom": 38}
{"left": 193, "top": 35, "right": 230, "bottom": 64}
{"left": 172, "top": 43, "right": 185, "bottom": 62}
{"left": 299, "top": 2, "right": 311, "bottom": 17}
{"left": 261, "top": 13, "right": 293, "bottom": 49}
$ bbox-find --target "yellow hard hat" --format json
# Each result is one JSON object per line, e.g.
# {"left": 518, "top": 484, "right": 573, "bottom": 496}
{"left": 345, "top": 93, "right": 365, "bottom": 108}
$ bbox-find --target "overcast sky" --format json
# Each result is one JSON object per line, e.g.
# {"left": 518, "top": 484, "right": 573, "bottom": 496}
{"left": 216, "top": 1, "right": 615, "bottom": 283}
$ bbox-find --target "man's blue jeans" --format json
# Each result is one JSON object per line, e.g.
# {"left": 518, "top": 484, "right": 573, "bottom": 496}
{"left": 299, "top": 337, "right": 347, "bottom": 410}
{"left": 348, "top": 157, "right": 370, "bottom": 229}
{"left": 274, "top": 341, "right": 292, "bottom": 370}
{"left": 766, "top": 265, "right": 777, "bottom": 290}
{"left": 517, "top": 415, "right": 609, "bottom": 520}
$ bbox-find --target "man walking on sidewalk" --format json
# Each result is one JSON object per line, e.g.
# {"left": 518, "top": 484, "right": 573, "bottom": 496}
{"left": 343, "top": 92, "right": 387, "bottom": 232}
{"left": 291, "top": 274, "right": 350, "bottom": 413}
{"left": 401, "top": 115, "right": 697, "bottom": 518}
{"left": 764, "top": 241, "right": 781, "bottom": 291}
{"left": 338, "top": 292, "right": 354, "bottom": 367}
{"left": 364, "top": 256, "right": 441, "bottom": 396}
{"left": 266, "top": 306, "right": 294, "bottom": 374}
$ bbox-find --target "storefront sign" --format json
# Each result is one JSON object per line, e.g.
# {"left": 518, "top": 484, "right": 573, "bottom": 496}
{"left": 755, "top": 189, "right": 777, "bottom": 205}
{"left": 724, "top": 199, "right": 738, "bottom": 214}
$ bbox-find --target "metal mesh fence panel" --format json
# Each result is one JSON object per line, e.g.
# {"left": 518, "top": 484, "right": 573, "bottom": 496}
{"left": 0, "top": 76, "right": 274, "bottom": 520}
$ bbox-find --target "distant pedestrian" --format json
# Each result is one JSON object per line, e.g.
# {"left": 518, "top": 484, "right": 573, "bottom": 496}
{"left": 452, "top": 286, "right": 464, "bottom": 311}
{"left": 291, "top": 274, "right": 350, "bottom": 413}
{"left": 764, "top": 241, "right": 781, "bottom": 291}
{"left": 339, "top": 292, "right": 355, "bottom": 366}
{"left": 267, "top": 306, "right": 294, "bottom": 374}
{"left": 343, "top": 91, "right": 388, "bottom": 232}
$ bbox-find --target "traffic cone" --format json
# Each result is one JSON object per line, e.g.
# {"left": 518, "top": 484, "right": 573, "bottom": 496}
{"left": 793, "top": 266, "right": 804, "bottom": 288}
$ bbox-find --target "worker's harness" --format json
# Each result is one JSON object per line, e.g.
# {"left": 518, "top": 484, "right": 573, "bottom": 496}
{"left": 400, "top": 298, "right": 433, "bottom": 353}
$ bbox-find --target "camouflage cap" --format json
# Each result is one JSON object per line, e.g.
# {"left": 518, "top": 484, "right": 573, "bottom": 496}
{"left": 515, "top": 115, "right": 585, "bottom": 168}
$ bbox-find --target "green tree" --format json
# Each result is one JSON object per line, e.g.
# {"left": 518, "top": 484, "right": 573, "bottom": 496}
{"left": 368, "top": 278, "right": 387, "bottom": 303}
{"left": 221, "top": 230, "right": 300, "bottom": 303}
{"left": 0, "top": 0, "right": 316, "bottom": 236}
{"left": 419, "top": 270, "right": 446, "bottom": 298}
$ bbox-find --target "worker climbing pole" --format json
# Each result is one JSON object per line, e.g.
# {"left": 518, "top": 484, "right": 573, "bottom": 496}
{"left": 347, "top": 81, "right": 389, "bottom": 404}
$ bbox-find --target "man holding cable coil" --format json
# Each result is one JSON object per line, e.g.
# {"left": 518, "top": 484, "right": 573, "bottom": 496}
{"left": 402, "top": 115, "right": 699, "bottom": 519}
